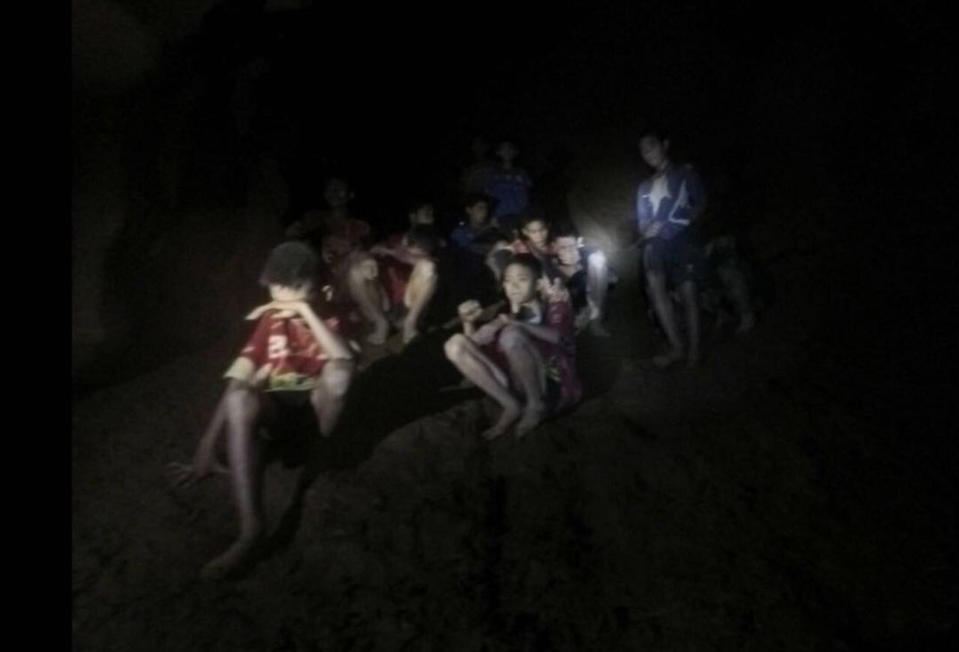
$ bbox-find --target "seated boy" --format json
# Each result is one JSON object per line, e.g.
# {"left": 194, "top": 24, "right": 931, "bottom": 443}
{"left": 450, "top": 194, "right": 507, "bottom": 253}
{"left": 286, "top": 176, "right": 372, "bottom": 274}
{"left": 448, "top": 195, "right": 510, "bottom": 303}
{"left": 701, "top": 234, "right": 757, "bottom": 334}
{"left": 169, "top": 241, "right": 355, "bottom": 579}
{"left": 349, "top": 204, "right": 441, "bottom": 346}
{"left": 550, "top": 221, "right": 613, "bottom": 337}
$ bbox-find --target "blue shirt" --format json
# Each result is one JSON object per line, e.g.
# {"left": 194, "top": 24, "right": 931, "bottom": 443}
{"left": 486, "top": 168, "right": 532, "bottom": 219}
{"left": 636, "top": 163, "right": 706, "bottom": 240}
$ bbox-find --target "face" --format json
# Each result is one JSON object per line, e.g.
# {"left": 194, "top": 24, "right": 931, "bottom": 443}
{"left": 502, "top": 263, "right": 537, "bottom": 307}
{"left": 409, "top": 204, "right": 435, "bottom": 225}
{"left": 323, "top": 179, "right": 352, "bottom": 208}
{"left": 269, "top": 283, "right": 311, "bottom": 302}
{"left": 639, "top": 136, "right": 669, "bottom": 170}
{"left": 522, "top": 220, "right": 549, "bottom": 248}
{"left": 465, "top": 201, "right": 489, "bottom": 226}
{"left": 553, "top": 236, "right": 580, "bottom": 266}
{"left": 496, "top": 142, "right": 517, "bottom": 162}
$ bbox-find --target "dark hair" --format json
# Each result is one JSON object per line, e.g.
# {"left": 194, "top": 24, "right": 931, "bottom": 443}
{"left": 502, "top": 253, "right": 543, "bottom": 279}
{"left": 551, "top": 220, "right": 579, "bottom": 239}
{"left": 323, "top": 176, "right": 351, "bottom": 191}
{"left": 406, "top": 224, "right": 439, "bottom": 256}
{"left": 518, "top": 214, "right": 549, "bottom": 232}
{"left": 406, "top": 197, "right": 433, "bottom": 215}
{"left": 259, "top": 241, "right": 319, "bottom": 288}
{"left": 463, "top": 193, "right": 491, "bottom": 210}
{"left": 639, "top": 125, "right": 670, "bottom": 146}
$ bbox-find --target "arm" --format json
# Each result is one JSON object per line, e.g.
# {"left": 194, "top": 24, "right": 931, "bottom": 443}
{"left": 262, "top": 301, "right": 353, "bottom": 360}
{"left": 636, "top": 182, "right": 662, "bottom": 239}
{"left": 510, "top": 318, "right": 562, "bottom": 345}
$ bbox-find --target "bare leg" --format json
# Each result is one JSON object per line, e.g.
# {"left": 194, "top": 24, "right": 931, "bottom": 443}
{"left": 402, "top": 259, "right": 438, "bottom": 345}
{"left": 347, "top": 255, "right": 389, "bottom": 345}
{"left": 202, "top": 386, "right": 265, "bottom": 579}
{"left": 586, "top": 250, "right": 611, "bottom": 337}
{"left": 309, "top": 359, "right": 355, "bottom": 437}
{"left": 646, "top": 270, "right": 685, "bottom": 367}
{"left": 498, "top": 325, "right": 548, "bottom": 436}
{"left": 444, "top": 334, "right": 521, "bottom": 439}
{"left": 717, "top": 263, "right": 755, "bottom": 334}
{"left": 679, "top": 280, "right": 701, "bottom": 366}
{"left": 168, "top": 381, "right": 241, "bottom": 487}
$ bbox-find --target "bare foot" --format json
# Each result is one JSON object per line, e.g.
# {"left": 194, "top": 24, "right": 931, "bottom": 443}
{"left": 366, "top": 320, "right": 389, "bottom": 346}
{"left": 481, "top": 401, "right": 522, "bottom": 441}
{"left": 515, "top": 402, "right": 548, "bottom": 437}
{"left": 167, "top": 458, "right": 229, "bottom": 489}
{"left": 201, "top": 533, "right": 264, "bottom": 580}
{"left": 652, "top": 347, "right": 685, "bottom": 369}
{"left": 588, "top": 319, "right": 611, "bottom": 338}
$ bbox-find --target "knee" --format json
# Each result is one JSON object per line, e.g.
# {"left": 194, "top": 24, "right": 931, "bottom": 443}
{"left": 587, "top": 250, "right": 607, "bottom": 270}
{"left": 225, "top": 385, "right": 258, "bottom": 415}
{"left": 349, "top": 255, "right": 378, "bottom": 283}
{"left": 414, "top": 258, "right": 437, "bottom": 279}
{"left": 322, "top": 359, "right": 355, "bottom": 399}
{"left": 444, "top": 333, "right": 468, "bottom": 361}
{"left": 498, "top": 324, "right": 528, "bottom": 351}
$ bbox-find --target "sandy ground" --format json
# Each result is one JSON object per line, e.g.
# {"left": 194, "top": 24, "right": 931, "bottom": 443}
{"left": 72, "top": 159, "right": 956, "bottom": 651}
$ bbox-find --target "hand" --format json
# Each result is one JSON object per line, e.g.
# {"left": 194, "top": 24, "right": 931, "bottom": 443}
{"left": 642, "top": 221, "right": 664, "bottom": 239}
{"left": 542, "top": 277, "right": 570, "bottom": 304}
{"left": 457, "top": 300, "right": 483, "bottom": 324}
{"left": 369, "top": 245, "right": 391, "bottom": 257}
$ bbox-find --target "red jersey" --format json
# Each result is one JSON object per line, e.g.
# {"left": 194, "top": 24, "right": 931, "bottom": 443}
{"left": 224, "top": 309, "right": 340, "bottom": 391}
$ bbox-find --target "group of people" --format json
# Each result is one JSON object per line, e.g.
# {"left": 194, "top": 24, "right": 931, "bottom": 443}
{"left": 170, "top": 131, "right": 758, "bottom": 579}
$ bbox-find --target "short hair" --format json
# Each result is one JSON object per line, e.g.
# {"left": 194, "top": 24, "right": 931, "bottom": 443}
{"left": 405, "top": 224, "right": 439, "bottom": 256}
{"left": 519, "top": 214, "right": 549, "bottom": 231}
{"left": 323, "top": 176, "right": 351, "bottom": 191}
{"left": 551, "top": 220, "right": 579, "bottom": 239}
{"left": 503, "top": 253, "right": 543, "bottom": 279}
{"left": 639, "top": 125, "right": 671, "bottom": 146}
{"left": 463, "top": 193, "right": 491, "bottom": 210}
{"left": 259, "top": 241, "right": 319, "bottom": 288}
{"left": 406, "top": 197, "right": 433, "bottom": 215}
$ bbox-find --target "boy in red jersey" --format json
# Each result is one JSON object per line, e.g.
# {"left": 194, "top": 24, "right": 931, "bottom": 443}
{"left": 170, "top": 241, "right": 354, "bottom": 579}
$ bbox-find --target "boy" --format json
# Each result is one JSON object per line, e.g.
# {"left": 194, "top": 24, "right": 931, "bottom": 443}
{"left": 450, "top": 194, "right": 507, "bottom": 252}
{"left": 350, "top": 202, "right": 441, "bottom": 345}
{"left": 485, "top": 140, "right": 532, "bottom": 237}
{"left": 287, "top": 177, "right": 372, "bottom": 273}
{"left": 169, "top": 241, "right": 355, "bottom": 579}
{"left": 461, "top": 136, "right": 497, "bottom": 196}
{"left": 636, "top": 130, "right": 707, "bottom": 367}
{"left": 551, "top": 221, "right": 612, "bottom": 337}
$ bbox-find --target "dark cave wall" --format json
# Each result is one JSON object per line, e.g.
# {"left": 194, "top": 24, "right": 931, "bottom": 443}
{"left": 73, "top": 0, "right": 292, "bottom": 378}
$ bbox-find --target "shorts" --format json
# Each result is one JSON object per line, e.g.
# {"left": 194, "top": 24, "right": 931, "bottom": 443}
{"left": 642, "top": 232, "right": 706, "bottom": 289}
{"left": 260, "top": 390, "right": 320, "bottom": 468}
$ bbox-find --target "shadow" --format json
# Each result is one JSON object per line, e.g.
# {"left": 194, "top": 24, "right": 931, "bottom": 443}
{"left": 261, "top": 326, "right": 477, "bottom": 554}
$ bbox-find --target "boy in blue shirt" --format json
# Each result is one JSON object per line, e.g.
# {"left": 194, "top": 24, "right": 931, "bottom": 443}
{"left": 485, "top": 140, "right": 532, "bottom": 238}
{"left": 636, "top": 130, "right": 707, "bottom": 367}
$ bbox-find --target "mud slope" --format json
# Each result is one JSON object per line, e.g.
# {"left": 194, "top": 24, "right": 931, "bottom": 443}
{"left": 72, "top": 160, "right": 956, "bottom": 652}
